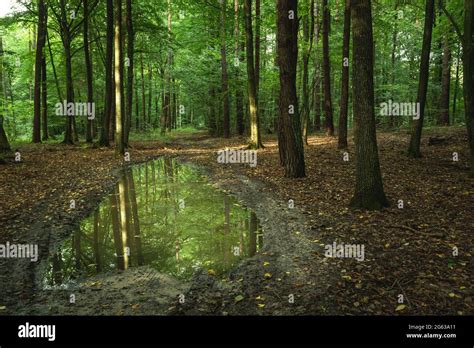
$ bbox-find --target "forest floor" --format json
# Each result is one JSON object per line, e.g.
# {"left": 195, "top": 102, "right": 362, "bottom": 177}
{"left": 0, "top": 126, "right": 473, "bottom": 315}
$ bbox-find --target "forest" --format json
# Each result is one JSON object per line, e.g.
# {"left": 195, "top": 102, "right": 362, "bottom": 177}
{"left": 0, "top": 0, "right": 473, "bottom": 320}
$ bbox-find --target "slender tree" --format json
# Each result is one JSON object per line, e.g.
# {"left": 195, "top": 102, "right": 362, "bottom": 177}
{"left": 407, "top": 0, "right": 435, "bottom": 158}
{"left": 221, "top": 0, "right": 230, "bottom": 138}
{"left": 33, "top": 0, "right": 46, "bottom": 143}
{"left": 322, "top": 0, "right": 334, "bottom": 136}
{"left": 84, "top": 0, "right": 94, "bottom": 143}
{"left": 124, "top": 0, "right": 134, "bottom": 145}
{"left": 244, "top": 0, "right": 263, "bottom": 148}
{"left": 276, "top": 0, "right": 306, "bottom": 177}
{"left": 114, "top": 0, "right": 124, "bottom": 154}
{"left": 349, "top": 0, "right": 388, "bottom": 210}
{"left": 0, "top": 37, "right": 11, "bottom": 153}
{"left": 338, "top": 0, "right": 351, "bottom": 149}
{"left": 99, "top": 0, "right": 114, "bottom": 146}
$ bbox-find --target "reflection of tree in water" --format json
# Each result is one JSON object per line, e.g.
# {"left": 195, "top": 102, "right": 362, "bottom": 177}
{"left": 43, "top": 158, "right": 263, "bottom": 287}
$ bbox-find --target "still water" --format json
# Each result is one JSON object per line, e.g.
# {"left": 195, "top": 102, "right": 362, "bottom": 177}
{"left": 42, "top": 157, "right": 262, "bottom": 288}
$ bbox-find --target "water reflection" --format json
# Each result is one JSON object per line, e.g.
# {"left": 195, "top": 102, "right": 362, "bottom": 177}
{"left": 43, "top": 157, "right": 262, "bottom": 287}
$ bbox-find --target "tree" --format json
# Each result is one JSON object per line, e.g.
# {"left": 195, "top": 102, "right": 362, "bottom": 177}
{"left": 301, "top": 0, "right": 314, "bottom": 145}
{"left": 234, "top": 0, "right": 245, "bottom": 136}
{"left": 33, "top": 0, "right": 46, "bottom": 143}
{"left": 244, "top": 0, "right": 263, "bottom": 149}
{"left": 0, "top": 37, "right": 11, "bottom": 154}
{"left": 407, "top": 0, "right": 435, "bottom": 158}
{"left": 220, "top": 0, "right": 230, "bottom": 138}
{"left": 438, "top": 34, "right": 451, "bottom": 126}
{"left": 321, "top": 0, "right": 334, "bottom": 136}
{"left": 124, "top": 0, "right": 134, "bottom": 146}
{"left": 49, "top": 0, "right": 83, "bottom": 145}
{"left": 114, "top": 0, "right": 124, "bottom": 155}
{"left": 338, "top": 0, "right": 351, "bottom": 149}
{"left": 349, "top": 0, "right": 388, "bottom": 210}
{"left": 463, "top": 0, "right": 474, "bottom": 176}
{"left": 84, "top": 0, "right": 94, "bottom": 143}
{"left": 276, "top": 0, "right": 306, "bottom": 178}
{"left": 99, "top": 0, "right": 114, "bottom": 147}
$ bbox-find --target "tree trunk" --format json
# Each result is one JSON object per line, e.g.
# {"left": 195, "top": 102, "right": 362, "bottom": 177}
{"left": 244, "top": 0, "right": 263, "bottom": 148}
{"left": 114, "top": 0, "right": 124, "bottom": 155}
{"left": 322, "top": 0, "right": 334, "bottom": 136}
{"left": 221, "top": 0, "right": 230, "bottom": 138}
{"left": 349, "top": 0, "right": 389, "bottom": 210}
{"left": 301, "top": 0, "right": 313, "bottom": 145}
{"left": 41, "top": 52, "right": 48, "bottom": 141}
{"left": 84, "top": 0, "right": 94, "bottom": 143}
{"left": 123, "top": 0, "right": 133, "bottom": 145}
{"left": 438, "top": 34, "right": 451, "bottom": 125}
{"left": 100, "top": 0, "right": 114, "bottom": 147}
{"left": 235, "top": 0, "right": 245, "bottom": 136}
{"left": 276, "top": 0, "right": 306, "bottom": 178}
{"left": 338, "top": 0, "right": 351, "bottom": 149}
{"left": 464, "top": 0, "right": 474, "bottom": 176}
{"left": 138, "top": 54, "right": 146, "bottom": 130}
{"left": 0, "top": 37, "right": 11, "bottom": 153}
{"left": 33, "top": 0, "right": 46, "bottom": 143}
{"left": 407, "top": 0, "right": 435, "bottom": 158}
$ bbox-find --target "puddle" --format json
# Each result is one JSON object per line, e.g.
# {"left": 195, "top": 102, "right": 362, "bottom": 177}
{"left": 42, "top": 157, "right": 262, "bottom": 288}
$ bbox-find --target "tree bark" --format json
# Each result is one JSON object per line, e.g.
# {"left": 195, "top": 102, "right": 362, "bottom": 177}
{"left": 407, "top": 0, "right": 435, "bottom": 158}
{"left": 33, "top": 0, "right": 46, "bottom": 143}
{"left": 125, "top": 0, "right": 134, "bottom": 145}
{"left": 276, "top": 0, "right": 306, "bottom": 178}
{"left": 84, "top": 0, "right": 94, "bottom": 143}
{"left": 0, "top": 37, "right": 11, "bottom": 153}
{"left": 349, "top": 0, "right": 389, "bottom": 210}
{"left": 114, "top": 0, "right": 124, "bottom": 155}
{"left": 244, "top": 0, "right": 263, "bottom": 148}
{"left": 463, "top": 0, "right": 474, "bottom": 176}
{"left": 438, "top": 34, "right": 451, "bottom": 126}
{"left": 322, "top": 0, "right": 334, "bottom": 136}
{"left": 100, "top": 0, "right": 114, "bottom": 146}
{"left": 338, "top": 0, "right": 351, "bottom": 149}
{"left": 221, "top": 0, "right": 230, "bottom": 138}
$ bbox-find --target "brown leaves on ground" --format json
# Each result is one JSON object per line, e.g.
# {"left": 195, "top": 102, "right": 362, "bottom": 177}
{"left": 0, "top": 127, "right": 472, "bottom": 315}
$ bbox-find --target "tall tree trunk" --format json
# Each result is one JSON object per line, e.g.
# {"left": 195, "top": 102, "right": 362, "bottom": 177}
{"left": 100, "top": 0, "right": 114, "bottom": 146}
{"left": 0, "top": 37, "right": 11, "bottom": 153}
{"left": 33, "top": 0, "right": 46, "bottom": 143}
{"left": 41, "top": 52, "right": 48, "bottom": 141}
{"left": 464, "top": 0, "right": 474, "bottom": 176}
{"left": 338, "top": 0, "right": 351, "bottom": 149}
{"left": 63, "top": 30, "right": 74, "bottom": 144}
{"left": 276, "top": 0, "right": 306, "bottom": 178}
{"left": 221, "top": 0, "right": 230, "bottom": 138}
{"left": 140, "top": 54, "right": 146, "bottom": 130}
{"left": 313, "top": 2, "right": 322, "bottom": 132}
{"left": 147, "top": 64, "right": 153, "bottom": 125}
{"left": 125, "top": 0, "right": 134, "bottom": 145}
{"left": 84, "top": 0, "right": 94, "bottom": 143}
{"left": 438, "top": 35, "right": 451, "bottom": 125}
{"left": 407, "top": 0, "right": 435, "bottom": 158}
{"left": 244, "top": 0, "right": 263, "bottom": 148}
{"left": 301, "top": 0, "right": 313, "bottom": 145}
{"left": 114, "top": 0, "right": 124, "bottom": 155}
{"left": 255, "top": 0, "right": 261, "bottom": 107}
{"left": 349, "top": 0, "right": 389, "bottom": 210}
{"left": 322, "top": 0, "right": 334, "bottom": 136}
{"left": 235, "top": 0, "right": 245, "bottom": 136}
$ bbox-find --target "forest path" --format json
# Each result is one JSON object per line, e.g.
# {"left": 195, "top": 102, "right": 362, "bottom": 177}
{"left": 0, "top": 127, "right": 472, "bottom": 315}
